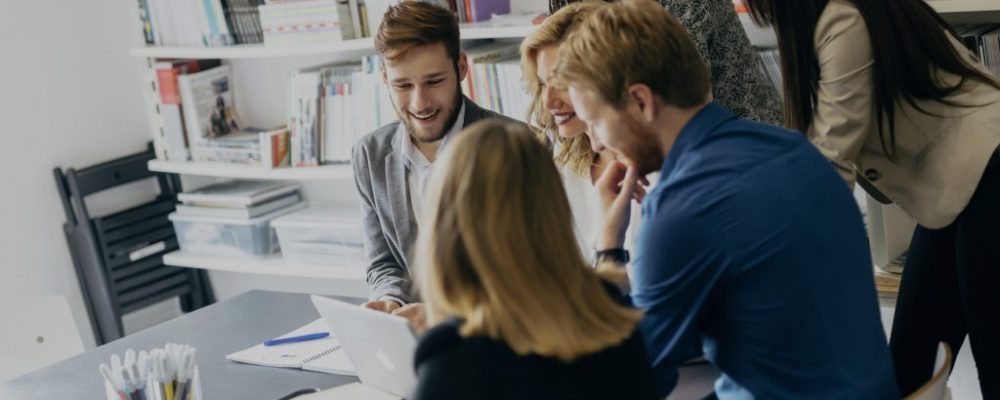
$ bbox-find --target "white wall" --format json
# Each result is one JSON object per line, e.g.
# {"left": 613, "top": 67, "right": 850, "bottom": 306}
{"left": 0, "top": 0, "right": 155, "bottom": 349}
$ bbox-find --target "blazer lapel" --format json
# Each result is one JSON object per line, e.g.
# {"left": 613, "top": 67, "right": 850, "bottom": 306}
{"left": 385, "top": 132, "right": 417, "bottom": 259}
{"left": 462, "top": 95, "right": 486, "bottom": 125}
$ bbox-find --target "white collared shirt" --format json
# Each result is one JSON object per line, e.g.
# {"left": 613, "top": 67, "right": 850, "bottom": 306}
{"left": 399, "top": 100, "right": 466, "bottom": 225}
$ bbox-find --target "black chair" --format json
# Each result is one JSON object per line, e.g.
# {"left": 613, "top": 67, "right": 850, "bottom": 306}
{"left": 54, "top": 143, "right": 214, "bottom": 344}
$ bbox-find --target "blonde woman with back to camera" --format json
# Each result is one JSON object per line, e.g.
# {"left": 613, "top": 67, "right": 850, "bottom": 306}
{"left": 408, "top": 120, "right": 657, "bottom": 400}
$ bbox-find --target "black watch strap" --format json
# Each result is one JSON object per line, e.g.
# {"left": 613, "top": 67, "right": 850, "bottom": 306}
{"left": 595, "top": 248, "right": 630, "bottom": 264}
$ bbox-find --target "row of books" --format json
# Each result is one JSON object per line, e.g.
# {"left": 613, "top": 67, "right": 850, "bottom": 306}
{"left": 134, "top": 0, "right": 407, "bottom": 47}
{"left": 959, "top": 24, "right": 1000, "bottom": 78}
{"left": 288, "top": 55, "right": 397, "bottom": 165}
{"left": 425, "top": 0, "right": 510, "bottom": 23}
{"left": 756, "top": 48, "right": 783, "bottom": 97}
{"left": 149, "top": 60, "right": 290, "bottom": 167}
{"left": 461, "top": 42, "right": 529, "bottom": 120}
{"left": 135, "top": 0, "right": 263, "bottom": 46}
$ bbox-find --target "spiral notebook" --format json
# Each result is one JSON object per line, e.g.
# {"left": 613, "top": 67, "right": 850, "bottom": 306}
{"left": 226, "top": 319, "right": 357, "bottom": 376}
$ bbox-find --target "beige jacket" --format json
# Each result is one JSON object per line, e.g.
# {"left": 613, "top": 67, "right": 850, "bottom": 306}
{"left": 810, "top": 0, "right": 1000, "bottom": 229}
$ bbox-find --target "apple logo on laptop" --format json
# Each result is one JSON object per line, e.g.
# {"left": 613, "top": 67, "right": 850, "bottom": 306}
{"left": 376, "top": 349, "right": 396, "bottom": 371}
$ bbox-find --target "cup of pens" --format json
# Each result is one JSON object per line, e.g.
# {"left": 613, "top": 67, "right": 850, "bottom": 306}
{"left": 101, "top": 343, "right": 202, "bottom": 400}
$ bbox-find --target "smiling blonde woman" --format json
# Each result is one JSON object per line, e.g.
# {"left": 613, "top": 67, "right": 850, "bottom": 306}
{"left": 521, "top": 2, "right": 646, "bottom": 259}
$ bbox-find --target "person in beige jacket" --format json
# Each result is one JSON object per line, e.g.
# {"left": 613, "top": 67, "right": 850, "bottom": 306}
{"left": 743, "top": 0, "right": 1000, "bottom": 397}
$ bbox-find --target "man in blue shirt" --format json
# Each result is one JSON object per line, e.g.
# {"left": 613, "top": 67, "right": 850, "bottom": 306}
{"left": 555, "top": 1, "right": 898, "bottom": 398}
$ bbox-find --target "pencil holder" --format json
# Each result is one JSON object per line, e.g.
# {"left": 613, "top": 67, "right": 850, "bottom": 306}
{"left": 105, "top": 366, "right": 202, "bottom": 400}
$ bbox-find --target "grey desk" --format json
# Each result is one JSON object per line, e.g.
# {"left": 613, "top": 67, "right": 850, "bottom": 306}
{"left": 0, "top": 290, "right": 359, "bottom": 400}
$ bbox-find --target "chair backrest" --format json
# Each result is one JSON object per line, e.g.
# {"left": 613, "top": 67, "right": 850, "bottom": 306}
{"left": 0, "top": 296, "right": 85, "bottom": 381}
{"left": 905, "top": 342, "right": 953, "bottom": 400}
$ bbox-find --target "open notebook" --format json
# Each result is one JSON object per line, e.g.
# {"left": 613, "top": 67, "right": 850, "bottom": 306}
{"left": 226, "top": 319, "right": 357, "bottom": 376}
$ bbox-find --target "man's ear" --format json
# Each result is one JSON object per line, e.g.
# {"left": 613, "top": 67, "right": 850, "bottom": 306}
{"left": 457, "top": 52, "right": 469, "bottom": 82}
{"left": 380, "top": 62, "right": 388, "bottom": 85}
{"left": 627, "top": 84, "right": 656, "bottom": 123}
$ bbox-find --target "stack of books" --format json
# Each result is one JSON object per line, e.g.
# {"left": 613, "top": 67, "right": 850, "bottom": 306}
{"left": 150, "top": 62, "right": 291, "bottom": 167}
{"left": 176, "top": 181, "right": 302, "bottom": 219}
{"left": 258, "top": 0, "right": 346, "bottom": 46}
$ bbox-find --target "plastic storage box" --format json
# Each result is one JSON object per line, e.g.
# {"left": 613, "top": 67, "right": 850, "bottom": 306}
{"left": 169, "top": 202, "right": 307, "bottom": 258}
{"left": 272, "top": 206, "right": 364, "bottom": 265}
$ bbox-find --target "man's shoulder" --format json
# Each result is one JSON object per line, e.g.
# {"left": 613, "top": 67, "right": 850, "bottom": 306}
{"left": 466, "top": 101, "right": 526, "bottom": 127}
{"left": 354, "top": 120, "right": 403, "bottom": 159}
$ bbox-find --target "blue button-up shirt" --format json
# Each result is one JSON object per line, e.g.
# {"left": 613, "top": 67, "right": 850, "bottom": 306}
{"left": 632, "top": 103, "right": 898, "bottom": 399}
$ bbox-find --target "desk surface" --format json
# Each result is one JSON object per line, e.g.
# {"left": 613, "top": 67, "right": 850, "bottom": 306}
{"left": 0, "top": 290, "right": 359, "bottom": 400}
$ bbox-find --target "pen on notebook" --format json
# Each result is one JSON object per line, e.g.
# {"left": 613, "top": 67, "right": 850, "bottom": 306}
{"left": 264, "top": 332, "right": 330, "bottom": 346}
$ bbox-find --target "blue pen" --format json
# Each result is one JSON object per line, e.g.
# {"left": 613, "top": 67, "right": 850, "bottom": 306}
{"left": 264, "top": 332, "right": 330, "bottom": 347}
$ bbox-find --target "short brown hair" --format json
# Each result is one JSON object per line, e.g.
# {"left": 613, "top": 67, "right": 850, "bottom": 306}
{"left": 555, "top": 0, "right": 710, "bottom": 109}
{"left": 374, "top": 1, "right": 461, "bottom": 65}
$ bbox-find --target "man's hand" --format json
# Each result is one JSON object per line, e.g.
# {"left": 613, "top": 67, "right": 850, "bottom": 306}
{"left": 596, "top": 160, "right": 641, "bottom": 250}
{"left": 392, "top": 303, "right": 428, "bottom": 334}
{"left": 362, "top": 299, "right": 403, "bottom": 313}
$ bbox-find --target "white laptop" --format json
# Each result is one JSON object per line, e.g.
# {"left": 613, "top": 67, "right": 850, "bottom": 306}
{"left": 310, "top": 295, "right": 419, "bottom": 398}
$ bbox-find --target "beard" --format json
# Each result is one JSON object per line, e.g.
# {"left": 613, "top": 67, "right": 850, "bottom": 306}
{"left": 399, "top": 87, "right": 464, "bottom": 144}
{"left": 621, "top": 114, "right": 665, "bottom": 176}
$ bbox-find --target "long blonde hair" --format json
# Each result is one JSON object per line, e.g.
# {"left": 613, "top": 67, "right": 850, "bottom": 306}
{"left": 520, "top": 2, "right": 603, "bottom": 176}
{"left": 414, "top": 120, "right": 641, "bottom": 362}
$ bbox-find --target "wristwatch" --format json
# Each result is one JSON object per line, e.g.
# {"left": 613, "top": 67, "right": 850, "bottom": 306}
{"left": 595, "top": 248, "right": 630, "bottom": 264}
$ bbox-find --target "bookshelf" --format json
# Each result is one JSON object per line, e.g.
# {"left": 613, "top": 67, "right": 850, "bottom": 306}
{"left": 929, "top": 0, "right": 1000, "bottom": 24}
{"left": 148, "top": 160, "right": 352, "bottom": 180}
{"left": 130, "top": 22, "right": 538, "bottom": 60}
{"left": 164, "top": 251, "right": 365, "bottom": 281}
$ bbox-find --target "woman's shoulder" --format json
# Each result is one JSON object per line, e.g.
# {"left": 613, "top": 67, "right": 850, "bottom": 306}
{"left": 818, "top": 0, "right": 865, "bottom": 30}
{"left": 414, "top": 318, "right": 464, "bottom": 365}
{"left": 815, "top": 0, "right": 871, "bottom": 58}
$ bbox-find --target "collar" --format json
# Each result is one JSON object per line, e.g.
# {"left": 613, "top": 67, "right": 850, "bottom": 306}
{"left": 399, "top": 99, "right": 467, "bottom": 170}
{"left": 658, "top": 102, "right": 736, "bottom": 179}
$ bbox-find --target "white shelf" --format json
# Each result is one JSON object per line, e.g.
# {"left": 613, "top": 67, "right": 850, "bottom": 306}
{"left": 460, "top": 22, "right": 539, "bottom": 40}
{"left": 929, "top": 0, "right": 1000, "bottom": 24}
{"left": 164, "top": 251, "right": 366, "bottom": 280}
{"left": 130, "top": 38, "right": 375, "bottom": 59}
{"left": 148, "top": 160, "right": 353, "bottom": 180}
{"left": 130, "top": 23, "right": 539, "bottom": 59}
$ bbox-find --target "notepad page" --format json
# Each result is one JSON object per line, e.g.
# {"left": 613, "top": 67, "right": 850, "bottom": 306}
{"left": 294, "top": 383, "right": 402, "bottom": 400}
{"left": 301, "top": 343, "right": 357, "bottom": 376}
{"left": 226, "top": 319, "right": 341, "bottom": 369}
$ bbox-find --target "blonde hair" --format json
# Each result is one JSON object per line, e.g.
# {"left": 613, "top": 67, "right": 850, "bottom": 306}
{"left": 554, "top": 0, "right": 710, "bottom": 109}
{"left": 520, "top": 2, "right": 603, "bottom": 176}
{"left": 414, "top": 120, "right": 642, "bottom": 362}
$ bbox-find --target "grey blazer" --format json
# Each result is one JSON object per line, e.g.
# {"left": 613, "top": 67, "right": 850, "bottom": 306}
{"left": 352, "top": 98, "right": 521, "bottom": 302}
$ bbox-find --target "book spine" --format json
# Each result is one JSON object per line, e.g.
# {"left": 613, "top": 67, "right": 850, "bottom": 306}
{"left": 250, "top": 0, "right": 266, "bottom": 43}
{"left": 137, "top": 0, "right": 156, "bottom": 44}
{"left": 143, "top": 59, "right": 170, "bottom": 160}
{"left": 348, "top": 0, "right": 363, "bottom": 38}
{"left": 336, "top": 0, "right": 355, "bottom": 40}
{"left": 219, "top": 0, "right": 238, "bottom": 44}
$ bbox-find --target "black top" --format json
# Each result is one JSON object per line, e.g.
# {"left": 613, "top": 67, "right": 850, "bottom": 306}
{"left": 410, "top": 283, "right": 657, "bottom": 400}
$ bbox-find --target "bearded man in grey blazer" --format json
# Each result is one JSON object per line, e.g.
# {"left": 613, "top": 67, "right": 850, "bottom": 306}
{"left": 352, "top": 1, "right": 521, "bottom": 327}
